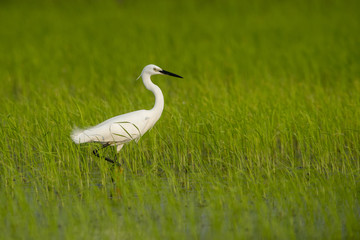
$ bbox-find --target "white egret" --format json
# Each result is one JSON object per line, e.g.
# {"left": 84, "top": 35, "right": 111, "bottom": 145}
{"left": 71, "top": 64, "right": 183, "bottom": 165}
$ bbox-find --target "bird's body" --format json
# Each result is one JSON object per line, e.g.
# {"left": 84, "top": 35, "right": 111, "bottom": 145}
{"left": 71, "top": 109, "right": 157, "bottom": 152}
{"left": 71, "top": 64, "right": 182, "bottom": 156}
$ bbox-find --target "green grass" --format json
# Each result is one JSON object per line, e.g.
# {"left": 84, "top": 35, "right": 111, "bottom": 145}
{"left": 1, "top": 0, "right": 360, "bottom": 239}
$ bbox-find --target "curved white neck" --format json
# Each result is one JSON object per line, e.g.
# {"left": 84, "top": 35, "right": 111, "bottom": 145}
{"left": 142, "top": 73, "right": 164, "bottom": 116}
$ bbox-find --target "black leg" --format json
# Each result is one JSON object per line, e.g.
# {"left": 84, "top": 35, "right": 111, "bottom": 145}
{"left": 92, "top": 144, "right": 121, "bottom": 166}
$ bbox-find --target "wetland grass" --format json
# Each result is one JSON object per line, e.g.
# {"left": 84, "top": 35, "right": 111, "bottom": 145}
{"left": 0, "top": 0, "right": 359, "bottom": 239}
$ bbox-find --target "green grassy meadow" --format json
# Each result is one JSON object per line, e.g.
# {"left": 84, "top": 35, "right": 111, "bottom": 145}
{"left": 1, "top": 0, "right": 360, "bottom": 239}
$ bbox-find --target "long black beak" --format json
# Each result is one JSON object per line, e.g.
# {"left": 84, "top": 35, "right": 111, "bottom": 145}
{"left": 160, "top": 69, "right": 183, "bottom": 78}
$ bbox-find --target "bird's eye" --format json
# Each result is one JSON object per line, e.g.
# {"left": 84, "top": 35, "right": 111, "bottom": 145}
{"left": 153, "top": 68, "right": 158, "bottom": 71}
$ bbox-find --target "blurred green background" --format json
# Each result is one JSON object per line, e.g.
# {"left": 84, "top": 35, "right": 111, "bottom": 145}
{"left": 0, "top": 0, "right": 359, "bottom": 239}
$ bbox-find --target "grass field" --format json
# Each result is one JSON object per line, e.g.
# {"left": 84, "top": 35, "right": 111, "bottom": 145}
{"left": 1, "top": 0, "right": 360, "bottom": 239}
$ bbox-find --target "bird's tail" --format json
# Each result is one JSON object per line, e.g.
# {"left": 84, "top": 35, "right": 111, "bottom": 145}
{"left": 71, "top": 127, "right": 93, "bottom": 144}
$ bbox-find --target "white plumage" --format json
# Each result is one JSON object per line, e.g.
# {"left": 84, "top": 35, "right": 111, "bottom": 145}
{"left": 71, "top": 64, "right": 182, "bottom": 154}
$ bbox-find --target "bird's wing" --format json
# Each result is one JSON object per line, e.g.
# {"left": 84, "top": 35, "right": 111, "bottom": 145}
{"left": 109, "top": 121, "right": 143, "bottom": 142}
{"left": 72, "top": 110, "right": 153, "bottom": 145}
{"left": 96, "top": 110, "right": 151, "bottom": 144}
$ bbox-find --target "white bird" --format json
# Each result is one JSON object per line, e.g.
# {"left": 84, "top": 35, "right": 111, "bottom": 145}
{"left": 71, "top": 64, "right": 183, "bottom": 164}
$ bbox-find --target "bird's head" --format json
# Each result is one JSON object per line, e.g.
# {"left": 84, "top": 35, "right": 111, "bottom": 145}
{"left": 138, "top": 64, "right": 183, "bottom": 79}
